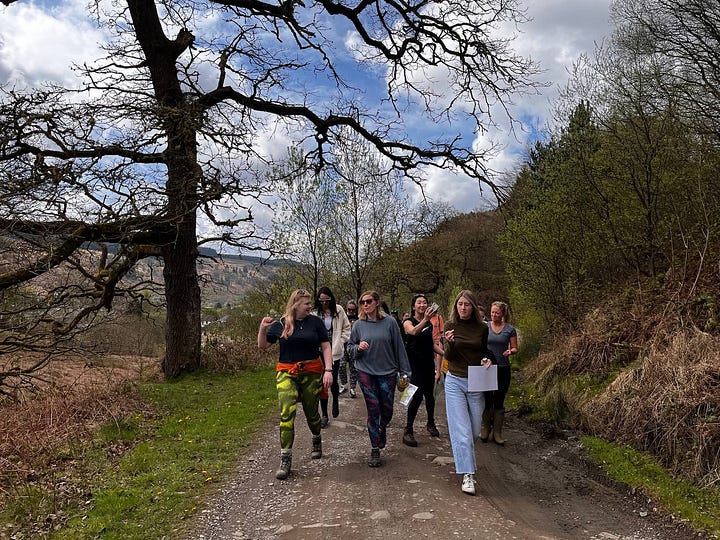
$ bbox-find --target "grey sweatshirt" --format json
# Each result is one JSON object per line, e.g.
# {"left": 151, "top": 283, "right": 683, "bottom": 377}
{"left": 347, "top": 315, "right": 411, "bottom": 378}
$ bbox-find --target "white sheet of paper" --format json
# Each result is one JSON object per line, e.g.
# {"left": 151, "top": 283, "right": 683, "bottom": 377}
{"left": 399, "top": 383, "right": 418, "bottom": 406}
{"left": 468, "top": 365, "right": 498, "bottom": 392}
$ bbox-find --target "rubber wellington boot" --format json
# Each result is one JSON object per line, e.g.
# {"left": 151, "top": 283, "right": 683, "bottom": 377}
{"left": 275, "top": 449, "right": 292, "bottom": 479}
{"left": 311, "top": 435, "right": 322, "bottom": 459}
{"left": 480, "top": 407, "right": 493, "bottom": 442}
{"left": 492, "top": 409, "right": 506, "bottom": 446}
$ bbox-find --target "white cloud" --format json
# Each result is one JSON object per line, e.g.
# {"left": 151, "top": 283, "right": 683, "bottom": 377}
{"left": 0, "top": 1, "right": 107, "bottom": 87}
{"left": 418, "top": 0, "right": 613, "bottom": 212}
{"left": 1, "top": 0, "right": 613, "bottom": 218}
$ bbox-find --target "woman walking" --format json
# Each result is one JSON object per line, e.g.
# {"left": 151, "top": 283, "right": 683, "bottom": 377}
{"left": 346, "top": 290, "right": 411, "bottom": 467}
{"left": 482, "top": 301, "right": 518, "bottom": 445}
{"left": 402, "top": 294, "right": 444, "bottom": 447}
{"left": 313, "top": 286, "right": 351, "bottom": 427}
{"left": 257, "top": 289, "right": 333, "bottom": 480}
{"left": 443, "top": 290, "right": 491, "bottom": 495}
{"left": 339, "top": 300, "right": 360, "bottom": 397}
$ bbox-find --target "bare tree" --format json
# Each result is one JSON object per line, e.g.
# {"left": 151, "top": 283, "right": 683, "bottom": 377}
{"left": 0, "top": 0, "right": 538, "bottom": 381}
{"left": 613, "top": 0, "right": 720, "bottom": 137}
{"left": 270, "top": 147, "right": 337, "bottom": 293}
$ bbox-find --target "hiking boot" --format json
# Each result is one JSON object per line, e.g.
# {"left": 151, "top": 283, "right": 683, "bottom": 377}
{"left": 368, "top": 448, "right": 382, "bottom": 467}
{"left": 349, "top": 388, "right": 356, "bottom": 398}
{"left": 320, "top": 415, "right": 329, "bottom": 429}
{"left": 426, "top": 423, "right": 440, "bottom": 437}
{"left": 275, "top": 450, "right": 292, "bottom": 480}
{"left": 379, "top": 427, "right": 386, "bottom": 449}
{"left": 311, "top": 435, "right": 322, "bottom": 459}
{"left": 461, "top": 473, "right": 476, "bottom": 495}
{"left": 332, "top": 399, "right": 339, "bottom": 418}
{"left": 402, "top": 428, "right": 418, "bottom": 447}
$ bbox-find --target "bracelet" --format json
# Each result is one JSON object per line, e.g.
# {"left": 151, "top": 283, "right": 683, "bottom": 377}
{"left": 324, "top": 368, "right": 332, "bottom": 372}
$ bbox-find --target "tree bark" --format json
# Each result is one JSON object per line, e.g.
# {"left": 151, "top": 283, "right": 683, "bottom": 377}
{"left": 129, "top": 0, "right": 202, "bottom": 377}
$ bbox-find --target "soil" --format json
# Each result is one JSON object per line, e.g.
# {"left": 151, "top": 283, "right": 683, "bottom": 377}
{"left": 187, "top": 387, "right": 706, "bottom": 540}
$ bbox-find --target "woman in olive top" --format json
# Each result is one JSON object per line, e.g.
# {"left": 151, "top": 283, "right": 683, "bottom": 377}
{"left": 443, "top": 289, "right": 491, "bottom": 495}
{"left": 258, "top": 289, "right": 333, "bottom": 480}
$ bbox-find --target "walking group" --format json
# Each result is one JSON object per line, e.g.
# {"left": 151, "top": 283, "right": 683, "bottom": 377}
{"left": 257, "top": 287, "right": 517, "bottom": 495}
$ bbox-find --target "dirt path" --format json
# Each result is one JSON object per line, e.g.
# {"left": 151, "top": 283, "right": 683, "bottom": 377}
{"left": 187, "top": 386, "right": 701, "bottom": 540}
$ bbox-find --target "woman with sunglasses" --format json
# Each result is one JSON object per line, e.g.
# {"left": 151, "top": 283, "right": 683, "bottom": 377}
{"left": 346, "top": 290, "right": 411, "bottom": 467}
{"left": 258, "top": 289, "right": 333, "bottom": 480}
{"left": 313, "top": 286, "right": 351, "bottom": 427}
{"left": 338, "top": 300, "right": 359, "bottom": 397}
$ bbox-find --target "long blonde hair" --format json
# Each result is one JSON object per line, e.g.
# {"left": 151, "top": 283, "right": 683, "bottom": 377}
{"left": 281, "top": 289, "right": 312, "bottom": 338}
{"left": 357, "top": 290, "right": 387, "bottom": 321}
{"left": 448, "top": 290, "right": 483, "bottom": 325}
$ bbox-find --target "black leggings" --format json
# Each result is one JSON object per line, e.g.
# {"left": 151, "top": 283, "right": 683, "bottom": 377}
{"left": 406, "top": 361, "right": 436, "bottom": 428}
{"left": 320, "top": 359, "right": 341, "bottom": 415}
{"left": 484, "top": 365, "right": 511, "bottom": 410}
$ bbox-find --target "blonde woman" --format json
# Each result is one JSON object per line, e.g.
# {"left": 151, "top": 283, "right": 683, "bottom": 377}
{"left": 443, "top": 290, "right": 490, "bottom": 495}
{"left": 482, "top": 301, "right": 518, "bottom": 446}
{"left": 258, "top": 289, "right": 333, "bottom": 480}
{"left": 346, "top": 290, "right": 411, "bottom": 467}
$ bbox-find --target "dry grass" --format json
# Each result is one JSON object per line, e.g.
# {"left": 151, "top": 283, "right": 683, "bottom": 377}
{"left": 523, "top": 282, "right": 720, "bottom": 486}
{"left": 201, "top": 334, "right": 275, "bottom": 372}
{"left": 584, "top": 331, "right": 720, "bottom": 486}
{"left": 0, "top": 356, "right": 161, "bottom": 510}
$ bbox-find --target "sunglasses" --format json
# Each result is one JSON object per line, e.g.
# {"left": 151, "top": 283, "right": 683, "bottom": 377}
{"left": 318, "top": 298, "right": 331, "bottom": 303}
{"left": 359, "top": 299, "right": 374, "bottom": 305}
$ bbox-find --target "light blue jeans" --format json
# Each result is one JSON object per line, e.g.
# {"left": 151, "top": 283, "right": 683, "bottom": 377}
{"left": 444, "top": 372, "right": 485, "bottom": 474}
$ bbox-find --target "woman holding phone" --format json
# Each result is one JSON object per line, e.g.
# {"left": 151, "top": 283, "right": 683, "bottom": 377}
{"left": 402, "top": 294, "right": 445, "bottom": 447}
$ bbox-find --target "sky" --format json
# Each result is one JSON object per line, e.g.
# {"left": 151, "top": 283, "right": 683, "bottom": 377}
{"left": 0, "top": 0, "right": 614, "bottom": 215}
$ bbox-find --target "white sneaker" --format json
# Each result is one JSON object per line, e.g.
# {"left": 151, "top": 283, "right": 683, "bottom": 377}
{"left": 461, "top": 473, "right": 476, "bottom": 495}
{"left": 338, "top": 384, "right": 347, "bottom": 394}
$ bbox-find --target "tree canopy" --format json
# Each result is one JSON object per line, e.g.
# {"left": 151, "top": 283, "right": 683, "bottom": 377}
{"left": 0, "top": 0, "right": 538, "bottom": 383}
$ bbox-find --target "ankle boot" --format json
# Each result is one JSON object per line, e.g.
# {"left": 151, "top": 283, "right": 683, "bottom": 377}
{"left": 492, "top": 409, "right": 506, "bottom": 446}
{"left": 275, "top": 449, "right": 292, "bottom": 479}
{"left": 480, "top": 407, "right": 493, "bottom": 442}
{"left": 402, "top": 427, "right": 418, "bottom": 447}
{"left": 311, "top": 435, "right": 322, "bottom": 459}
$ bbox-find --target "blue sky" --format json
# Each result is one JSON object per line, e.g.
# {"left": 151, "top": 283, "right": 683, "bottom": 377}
{"left": 0, "top": 0, "right": 613, "bottom": 214}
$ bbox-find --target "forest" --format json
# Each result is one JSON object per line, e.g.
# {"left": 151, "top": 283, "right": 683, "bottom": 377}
{"left": 0, "top": 0, "right": 718, "bottom": 537}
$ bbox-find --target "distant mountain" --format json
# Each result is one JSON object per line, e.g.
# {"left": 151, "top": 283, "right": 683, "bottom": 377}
{"left": 81, "top": 242, "right": 285, "bottom": 307}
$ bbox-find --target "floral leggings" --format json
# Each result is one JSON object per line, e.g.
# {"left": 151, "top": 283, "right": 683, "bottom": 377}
{"left": 276, "top": 369, "right": 322, "bottom": 450}
{"left": 357, "top": 370, "right": 397, "bottom": 448}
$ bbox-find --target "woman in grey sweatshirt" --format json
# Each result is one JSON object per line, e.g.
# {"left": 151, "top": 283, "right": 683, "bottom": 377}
{"left": 346, "top": 290, "right": 411, "bottom": 467}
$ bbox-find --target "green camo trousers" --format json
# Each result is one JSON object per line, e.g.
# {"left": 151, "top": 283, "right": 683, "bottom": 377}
{"left": 277, "top": 369, "right": 322, "bottom": 450}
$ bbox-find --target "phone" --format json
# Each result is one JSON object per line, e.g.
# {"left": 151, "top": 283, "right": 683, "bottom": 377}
{"left": 429, "top": 302, "right": 439, "bottom": 313}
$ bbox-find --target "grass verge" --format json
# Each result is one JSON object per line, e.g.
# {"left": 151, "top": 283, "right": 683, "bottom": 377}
{"left": 50, "top": 366, "right": 277, "bottom": 539}
{"left": 582, "top": 436, "right": 720, "bottom": 538}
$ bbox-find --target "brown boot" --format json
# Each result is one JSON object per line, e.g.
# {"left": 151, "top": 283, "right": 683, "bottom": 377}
{"left": 492, "top": 409, "right": 506, "bottom": 446}
{"left": 402, "top": 427, "right": 418, "bottom": 447}
{"left": 480, "top": 407, "right": 493, "bottom": 442}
